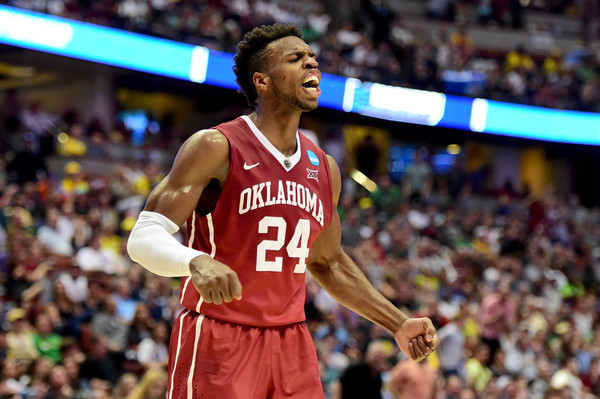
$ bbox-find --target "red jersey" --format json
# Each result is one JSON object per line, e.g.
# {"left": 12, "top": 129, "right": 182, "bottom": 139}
{"left": 179, "top": 115, "right": 333, "bottom": 326}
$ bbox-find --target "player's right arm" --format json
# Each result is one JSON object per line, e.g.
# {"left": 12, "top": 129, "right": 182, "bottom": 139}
{"left": 127, "top": 129, "right": 242, "bottom": 304}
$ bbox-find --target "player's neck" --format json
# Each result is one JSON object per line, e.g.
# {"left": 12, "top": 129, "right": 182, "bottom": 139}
{"left": 249, "top": 109, "right": 300, "bottom": 157}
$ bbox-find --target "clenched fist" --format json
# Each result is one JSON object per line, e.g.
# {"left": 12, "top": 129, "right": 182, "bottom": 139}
{"left": 190, "top": 255, "right": 243, "bottom": 305}
{"left": 394, "top": 317, "right": 440, "bottom": 362}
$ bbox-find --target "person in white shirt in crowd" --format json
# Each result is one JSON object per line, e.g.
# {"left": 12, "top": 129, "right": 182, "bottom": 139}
{"left": 136, "top": 320, "right": 169, "bottom": 370}
{"left": 76, "top": 234, "right": 121, "bottom": 274}
{"left": 37, "top": 207, "right": 74, "bottom": 256}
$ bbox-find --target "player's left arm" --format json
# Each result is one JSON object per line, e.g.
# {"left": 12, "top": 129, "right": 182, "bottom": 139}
{"left": 306, "top": 156, "right": 439, "bottom": 362}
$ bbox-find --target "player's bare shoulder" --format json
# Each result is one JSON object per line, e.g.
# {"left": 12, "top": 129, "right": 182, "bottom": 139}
{"left": 184, "top": 129, "right": 230, "bottom": 161}
{"left": 174, "top": 129, "right": 230, "bottom": 182}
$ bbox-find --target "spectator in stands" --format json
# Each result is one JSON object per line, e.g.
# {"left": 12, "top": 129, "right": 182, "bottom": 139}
{"left": 581, "top": 356, "right": 599, "bottom": 396}
{"left": 45, "top": 364, "right": 75, "bottom": 398}
{"left": 503, "top": 327, "right": 538, "bottom": 380}
{"left": 340, "top": 208, "right": 363, "bottom": 248}
{"left": 403, "top": 149, "right": 433, "bottom": 205}
{"left": 112, "top": 277, "right": 138, "bottom": 322}
{"left": 551, "top": 356, "right": 584, "bottom": 399}
{"left": 444, "top": 156, "right": 470, "bottom": 203}
{"left": 32, "top": 312, "right": 63, "bottom": 363}
{"left": 136, "top": 320, "right": 169, "bottom": 370}
{"left": 90, "top": 297, "right": 128, "bottom": 353}
{"left": 305, "top": 3, "right": 330, "bottom": 39}
{"left": 113, "top": 372, "right": 139, "bottom": 399}
{"left": 480, "top": 279, "right": 516, "bottom": 363}
{"left": 5, "top": 307, "right": 38, "bottom": 361}
{"left": 0, "top": 357, "right": 29, "bottom": 397}
{"left": 57, "top": 122, "right": 88, "bottom": 157}
{"left": 87, "top": 130, "right": 109, "bottom": 157}
{"left": 505, "top": 45, "right": 535, "bottom": 72}
{"left": 336, "top": 21, "right": 362, "bottom": 55}
{"left": 37, "top": 207, "right": 73, "bottom": 257}
{"left": 387, "top": 358, "right": 436, "bottom": 399}
{"left": 28, "top": 356, "right": 54, "bottom": 392}
{"left": 465, "top": 342, "right": 493, "bottom": 392}
{"left": 1, "top": 88, "right": 21, "bottom": 134}
{"left": 126, "top": 303, "right": 154, "bottom": 348}
{"left": 338, "top": 340, "right": 392, "bottom": 399}
{"left": 371, "top": 175, "right": 402, "bottom": 219}
{"left": 79, "top": 334, "right": 122, "bottom": 386}
{"left": 437, "top": 310, "right": 466, "bottom": 377}
{"left": 126, "top": 368, "right": 168, "bottom": 399}
{"left": 5, "top": 134, "right": 48, "bottom": 185}
{"left": 76, "top": 233, "right": 120, "bottom": 274}
{"left": 20, "top": 101, "right": 57, "bottom": 140}
{"left": 60, "top": 161, "right": 90, "bottom": 198}
{"left": 449, "top": 26, "right": 475, "bottom": 68}
{"left": 355, "top": 134, "right": 381, "bottom": 179}
{"left": 529, "top": 358, "right": 554, "bottom": 399}
{"left": 543, "top": 48, "right": 564, "bottom": 76}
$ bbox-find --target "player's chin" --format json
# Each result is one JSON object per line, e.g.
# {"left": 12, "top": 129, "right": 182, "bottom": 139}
{"left": 299, "top": 100, "right": 319, "bottom": 112}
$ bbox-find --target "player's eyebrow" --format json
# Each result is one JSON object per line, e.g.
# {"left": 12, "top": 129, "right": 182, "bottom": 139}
{"left": 286, "top": 49, "right": 316, "bottom": 58}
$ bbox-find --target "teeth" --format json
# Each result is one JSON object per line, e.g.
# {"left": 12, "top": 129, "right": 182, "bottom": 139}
{"left": 303, "top": 76, "right": 319, "bottom": 85}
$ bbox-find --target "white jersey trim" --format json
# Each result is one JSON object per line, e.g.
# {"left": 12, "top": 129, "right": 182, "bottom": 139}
{"left": 207, "top": 213, "right": 216, "bottom": 258}
{"left": 195, "top": 213, "right": 215, "bottom": 312}
{"left": 187, "top": 212, "right": 196, "bottom": 248}
{"left": 168, "top": 310, "right": 188, "bottom": 399}
{"left": 187, "top": 313, "right": 205, "bottom": 399}
{"left": 241, "top": 114, "right": 301, "bottom": 172}
{"left": 180, "top": 212, "right": 196, "bottom": 307}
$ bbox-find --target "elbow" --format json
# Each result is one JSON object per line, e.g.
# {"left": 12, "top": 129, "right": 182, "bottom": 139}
{"left": 308, "top": 248, "right": 343, "bottom": 276}
{"left": 126, "top": 233, "right": 139, "bottom": 263}
{"left": 307, "top": 260, "right": 331, "bottom": 276}
{"left": 126, "top": 222, "right": 144, "bottom": 262}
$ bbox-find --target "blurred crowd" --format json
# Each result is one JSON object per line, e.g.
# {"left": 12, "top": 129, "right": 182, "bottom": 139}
{"left": 0, "top": 93, "right": 599, "bottom": 399}
{"left": 1, "top": 0, "right": 600, "bottom": 113}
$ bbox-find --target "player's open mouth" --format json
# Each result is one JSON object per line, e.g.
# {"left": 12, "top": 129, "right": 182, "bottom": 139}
{"left": 301, "top": 75, "right": 320, "bottom": 93}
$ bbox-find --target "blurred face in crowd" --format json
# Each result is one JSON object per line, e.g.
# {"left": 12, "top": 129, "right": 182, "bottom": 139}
{"left": 49, "top": 366, "right": 69, "bottom": 390}
{"left": 365, "top": 341, "right": 390, "bottom": 373}
{"left": 459, "top": 388, "right": 476, "bottom": 399}
{"left": 35, "top": 313, "right": 53, "bottom": 335}
{"left": 146, "top": 374, "right": 168, "bottom": 399}
{"left": 474, "top": 344, "right": 490, "bottom": 364}
{"left": 445, "top": 375, "right": 462, "bottom": 395}
{"left": 153, "top": 321, "right": 169, "bottom": 343}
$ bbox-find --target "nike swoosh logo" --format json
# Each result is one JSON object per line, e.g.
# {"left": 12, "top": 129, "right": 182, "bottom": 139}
{"left": 243, "top": 162, "right": 260, "bottom": 170}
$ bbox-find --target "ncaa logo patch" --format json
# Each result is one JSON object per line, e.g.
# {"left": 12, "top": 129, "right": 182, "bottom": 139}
{"left": 307, "top": 150, "right": 320, "bottom": 166}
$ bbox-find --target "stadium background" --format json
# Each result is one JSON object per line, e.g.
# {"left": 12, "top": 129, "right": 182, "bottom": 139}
{"left": 0, "top": 0, "right": 599, "bottom": 398}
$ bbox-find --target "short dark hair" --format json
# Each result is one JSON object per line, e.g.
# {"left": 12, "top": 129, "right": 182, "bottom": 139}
{"left": 233, "top": 24, "right": 303, "bottom": 106}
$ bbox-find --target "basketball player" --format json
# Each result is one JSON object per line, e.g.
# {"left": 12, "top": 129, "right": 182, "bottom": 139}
{"left": 127, "top": 24, "right": 439, "bottom": 399}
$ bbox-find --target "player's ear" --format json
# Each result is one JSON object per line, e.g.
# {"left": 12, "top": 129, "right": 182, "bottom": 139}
{"left": 253, "top": 72, "right": 269, "bottom": 97}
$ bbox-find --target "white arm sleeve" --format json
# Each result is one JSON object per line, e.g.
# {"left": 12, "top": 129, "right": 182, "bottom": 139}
{"left": 126, "top": 211, "right": 206, "bottom": 277}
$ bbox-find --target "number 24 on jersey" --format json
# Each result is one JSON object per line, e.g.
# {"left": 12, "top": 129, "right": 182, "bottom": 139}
{"left": 256, "top": 217, "right": 310, "bottom": 273}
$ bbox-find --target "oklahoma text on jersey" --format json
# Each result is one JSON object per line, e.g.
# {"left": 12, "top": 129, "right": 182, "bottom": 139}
{"left": 238, "top": 180, "right": 325, "bottom": 227}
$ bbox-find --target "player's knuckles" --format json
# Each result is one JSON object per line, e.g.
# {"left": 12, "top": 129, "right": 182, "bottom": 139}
{"left": 197, "top": 285, "right": 214, "bottom": 302}
{"left": 211, "top": 273, "right": 229, "bottom": 287}
{"left": 226, "top": 271, "right": 240, "bottom": 283}
{"left": 413, "top": 340, "right": 425, "bottom": 356}
{"left": 220, "top": 289, "right": 233, "bottom": 302}
{"left": 416, "top": 336, "right": 428, "bottom": 351}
